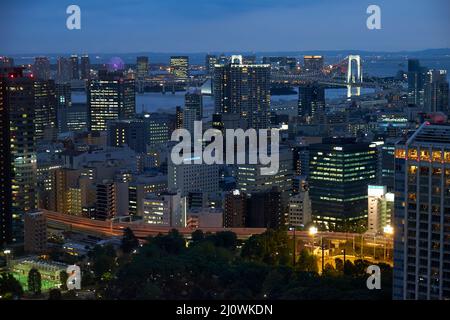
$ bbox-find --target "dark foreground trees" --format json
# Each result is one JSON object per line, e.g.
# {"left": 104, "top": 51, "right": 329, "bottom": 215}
{"left": 94, "top": 229, "right": 392, "bottom": 300}
{"left": 0, "top": 273, "right": 23, "bottom": 299}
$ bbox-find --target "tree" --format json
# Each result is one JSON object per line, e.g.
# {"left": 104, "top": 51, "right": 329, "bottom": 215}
{"left": 296, "top": 249, "right": 318, "bottom": 273}
{"left": 335, "top": 258, "right": 344, "bottom": 273}
{"left": 28, "top": 268, "right": 42, "bottom": 296}
{"left": 90, "top": 244, "right": 117, "bottom": 280}
{"left": 150, "top": 229, "right": 186, "bottom": 255}
{"left": 206, "top": 231, "right": 237, "bottom": 250}
{"left": 121, "top": 227, "right": 139, "bottom": 254}
{"left": 48, "top": 288, "right": 62, "bottom": 300}
{"left": 322, "top": 263, "right": 338, "bottom": 277}
{"left": 0, "top": 273, "right": 23, "bottom": 299}
{"left": 344, "top": 260, "right": 356, "bottom": 276}
{"left": 59, "top": 270, "right": 68, "bottom": 290}
{"left": 191, "top": 230, "right": 205, "bottom": 244}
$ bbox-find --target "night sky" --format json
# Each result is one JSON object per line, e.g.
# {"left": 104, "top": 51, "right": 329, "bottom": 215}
{"left": 1, "top": 0, "right": 449, "bottom": 54}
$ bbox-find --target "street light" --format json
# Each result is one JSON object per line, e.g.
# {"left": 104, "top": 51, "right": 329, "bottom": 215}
{"left": 289, "top": 226, "right": 296, "bottom": 266}
{"left": 308, "top": 226, "right": 318, "bottom": 253}
{"left": 3, "top": 249, "right": 11, "bottom": 268}
{"left": 383, "top": 225, "right": 394, "bottom": 235}
{"left": 308, "top": 226, "right": 318, "bottom": 236}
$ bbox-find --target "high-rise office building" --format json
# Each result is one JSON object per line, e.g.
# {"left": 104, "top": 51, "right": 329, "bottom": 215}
{"left": 95, "top": 180, "right": 116, "bottom": 220}
{"left": 143, "top": 191, "right": 187, "bottom": 227}
{"left": 24, "top": 211, "right": 47, "bottom": 253}
{"left": 70, "top": 55, "right": 80, "bottom": 80}
{"left": 88, "top": 70, "right": 135, "bottom": 132}
{"left": 33, "top": 57, "right": 51, "bottom": 80}
{"left": 34, "top": 79, "right": 57, "bottom": 141}
{"left": 0, "top": 71, "right": 12, "bottom": 246}
{"left": 183, "top": 89, "right": 203, "bottom": 134}
{"left": 309, "top": 138, "right": 377, "bottom": 225}
{"left": 176, "top": 106, "right": 183, "bottom": 129}
{"left": 205, "top": 54, "right": 217, "bottom": 75}
{"left": 288, "top": 188, "right": 312, "bottom": 227}
{"left": 136, "top": 56, "right": 149, "bottom": 80}
{"left": 247, "top": 188, "right": 285, "bottom": 228}
{"left": 303, "top": 55, "right": 324, "bottom": 74}
{"left": 367, "top": 185, "right": 394, "bottom": 234}
{"left": 140, "top": 113, "right": 171, "bottom": 149}
{"left": 408, "top": 59, "right": 427, "bottom": 108}
{"left": 262, "top": 57, "right": 298, "bottom": 72}
{"left": 393, "top": 121, "right": 450, "bottom": 300}
{"left": 0, "top": 68, "right": 37, "bottom": 232}
{"left": 107, "top": 119, "right": 147, "bottom": 153}
{"left": 56, "top": 57, "right": 72, "bottom": 82}
{"left": 80, "top": 55, "right": 91, "bottom": 80}
{"left": 298, "top": 83, "right": 325, "bottom": 123}
{"left": 61, "top": 102, "right": 89, "bottom": 133}
{"left": 236, "top": 146, "right": 293, "bottom": 196}
{"left": 424, "top": 70, "right": 449, "bottom": 114}
{"left": 170, "top": 56, "right": 189, "bottom": 80}
{"left": 214, "top": 55, "right": 271, "bottom": 130}
{"left": 379, "top": 138, "right": 399, "bottom": 191}
{"left": 168, "top": 162, "right": 219, "bottom": 197}
{"left": 224, "top": 190, "right": 247, "bottom": 228}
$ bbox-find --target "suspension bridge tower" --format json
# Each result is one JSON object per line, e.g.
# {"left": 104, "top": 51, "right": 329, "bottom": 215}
{"left": 346, "top": 55, "right": 362, "bottom": 98}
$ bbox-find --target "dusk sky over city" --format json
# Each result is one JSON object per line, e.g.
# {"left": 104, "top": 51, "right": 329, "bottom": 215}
{"left": 2, "top": 0, "right": 450, "bottom": 54}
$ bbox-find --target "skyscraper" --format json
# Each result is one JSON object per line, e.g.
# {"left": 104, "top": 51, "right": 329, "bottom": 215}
{"left": 0, "top": 71, "right": 12, "bottom": 246}
{"left": 0, "top": 68, "right": 37, "bottom": 239}
{"left": 236, "top": 146, "right": 293, "bottom": 196}
{"left": 33, "top": 57, "right": 51, "bottom": 80}
{"left": 408, "top": 59, "right": 427, "bottom": 108}
{"left": 214, "top": 55, "right": 271, "bottom": 130}
{"left": 70, "top": 55, "right": 80, "bottom": 80}
{"left": 56, "top": 82, "right": 71, "bottom": 133}
{"left": 205, "top": 54, "right": 217, "bottom": 76}
{"left": 183, "top": 89, "right": 203, "bottom": 134}
{"left": 367, "top": 185, "right": 394, "bottom": 234}
{"left": 56, "top": 57, "right": 72, "bottom": 82}
{"left": 303, "top": 55, "right": 324, "bottom": 74}
{"left": 34, "top": 79, "right": 57, "bottom": 141}
{"left": 247, "top": 188, "right": 285, "bottom": 228}
{"left": 393, "top": 120, "right": 450, "bottom": 300}
{"left": 80, "top": 55, "right": 91, "bottom": 80}
{"left": 424, "top": 69, "right": 449, "bottom": 114}
{"left": 224, "top": 190, "right": 247, "bottom": 228}
{"left": 107, "top": 119, "right": 147, "bottom": 153}
{"left": 168, "top": 162, "right": 219, "bottom": 197}
{"left": 136, "top": 56, "right": 149, "bottom": 80}
{"left": 88, "top": 70, "right": 135, "bottom": 132}
{"left": 298, "top": 83, "right": 325, "bottom": 123}
{"left": 309, "top": 138, "right": 377, "bottom": 225}
{"left": 140, "top": 113, "right": 171, "bottom": 149}
{"left": 170, "top": 56, "right": 189, "bottom": 80}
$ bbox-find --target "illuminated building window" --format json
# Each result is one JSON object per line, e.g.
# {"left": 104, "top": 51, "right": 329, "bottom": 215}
{"left": 420, "top": 150, "right": 430, "bottom": 162}
{"left": 396, "top": 148, "right": 406, "bottom": 159}
{"left": 408, "top": 148, "right": 418, "bottom": 160}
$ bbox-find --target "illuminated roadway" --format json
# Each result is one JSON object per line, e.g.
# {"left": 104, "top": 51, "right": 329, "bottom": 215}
{"left": 43, "top": 210, "right": 393, "bottom": 246}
